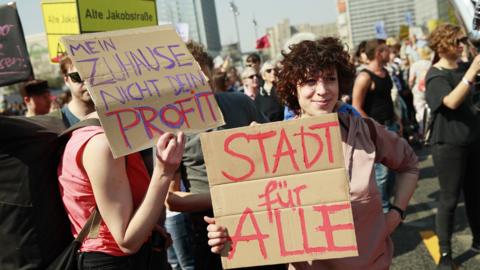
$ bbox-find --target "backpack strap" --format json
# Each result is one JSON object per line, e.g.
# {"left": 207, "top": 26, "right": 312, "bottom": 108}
{"left": 59, "top": 118, "right": 101, "bottom": 138}
{"left": 75, "top": 208, "right": 102, "bottom": 243}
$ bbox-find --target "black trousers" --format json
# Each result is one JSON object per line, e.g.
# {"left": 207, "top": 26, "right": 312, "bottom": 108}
{"left": 77, "top": 244, "right": 171, "bottom": 270}
{"left": 431, "top": 142, "right": 480, "bottom": 253}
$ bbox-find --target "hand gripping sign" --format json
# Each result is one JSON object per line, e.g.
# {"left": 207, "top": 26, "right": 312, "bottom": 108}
{"left": 200, "top": 114, "right": 358, "bottom": 269}
{"left": 61, "top": 25, "right": 224, "bottom": 158}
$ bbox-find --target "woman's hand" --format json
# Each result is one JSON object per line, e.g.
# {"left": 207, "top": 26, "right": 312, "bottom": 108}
{"left": 385, "top": 210, "right": 402, "bottom": 235}
{"left": 155, "top": 132, "right": 185, "bottom": 177}
{"left": 151, "top": 224, "right": 172, "bottom": 252}
{"left": 467, "top": 54, "right": 480, "bottom": 75}
{"left": 204, "top": 216, "right": 229, "bottom": 254}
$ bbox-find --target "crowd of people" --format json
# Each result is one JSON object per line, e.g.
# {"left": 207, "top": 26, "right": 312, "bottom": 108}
{"left": 2, "top": 21, "right": 480, "bottom": 270}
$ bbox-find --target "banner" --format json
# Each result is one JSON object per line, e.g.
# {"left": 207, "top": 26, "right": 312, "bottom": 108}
{"left": 0, "top": 3, "right": 34, "bottom": 86}
{"left": 61, "top": 25, "right": 225, "bottom": 158}
{"left": 200, "top": 114, "right": 358, "bottom": 269}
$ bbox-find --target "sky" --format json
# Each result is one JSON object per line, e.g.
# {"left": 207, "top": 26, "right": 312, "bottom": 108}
{"left": 0, "top": 0, "right": 338, "bottom": 52}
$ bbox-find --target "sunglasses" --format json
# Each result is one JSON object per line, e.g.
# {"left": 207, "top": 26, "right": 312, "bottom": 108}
{"left": 247, "top": 74, "right": 257, "bottom": 80}
{"left": 456, "top": 36, "right": 468, "bottom": 46}
{"left": 265, "top": 69, "right": 274, "bottom": 73}
{"left": 67, "top": 72, "right": 84, "bottom": 84}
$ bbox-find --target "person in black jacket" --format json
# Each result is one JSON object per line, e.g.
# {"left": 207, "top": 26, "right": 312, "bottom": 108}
{"left": 425, "top": 23, "right": 480, "bottom": 270}
{"left": 255, "top": 61, "right": 284, "bottom": 122}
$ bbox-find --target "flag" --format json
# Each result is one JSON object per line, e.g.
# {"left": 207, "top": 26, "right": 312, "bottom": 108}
{"left": 256, "top": 34, "right": 270, "bottom": 49}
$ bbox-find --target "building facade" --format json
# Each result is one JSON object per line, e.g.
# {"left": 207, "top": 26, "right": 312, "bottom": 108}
{"left": 266, "top": 19, "right": 338, "bottom": 61}
{"left": 342, "top": 0, "right": 415, "bottom": 47}
{"left": 156, "top": 0, "right": 222, "bottom": 54}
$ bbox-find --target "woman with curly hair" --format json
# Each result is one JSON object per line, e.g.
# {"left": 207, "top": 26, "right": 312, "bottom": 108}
{"left": 204, "top": 37, "right": 419, "bottom": 270}
{"left": 425, "top": 23, "right": 480, "bottom": 269}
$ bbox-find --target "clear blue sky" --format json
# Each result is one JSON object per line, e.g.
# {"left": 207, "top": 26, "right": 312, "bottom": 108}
{"left": 0, "top": 0, "right": 337, "bottom": 52}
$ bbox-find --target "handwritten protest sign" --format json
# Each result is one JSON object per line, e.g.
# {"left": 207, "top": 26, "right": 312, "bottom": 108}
{"left": 61, "top": 25, "right": 225, "bottom": 158}
{"left": 200, "top": 114, "right": 358, "bottom": 269}
{"left": 0, "top": 3, "right": 34, "bottom": 86}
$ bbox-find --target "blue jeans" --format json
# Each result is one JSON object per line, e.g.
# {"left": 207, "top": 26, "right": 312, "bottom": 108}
{"left": 375, "top": 121, "right": 398, "bottom": 213}
{"left": 374, "top": 163, "right": 395, "bottom": 213}
{"left": 165, "top": 213, "right": 195, "bottom": 270}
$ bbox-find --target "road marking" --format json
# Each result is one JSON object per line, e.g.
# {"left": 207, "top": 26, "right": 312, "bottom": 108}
{"left": 420, "top": 230, "right": 440, "bottom": 264}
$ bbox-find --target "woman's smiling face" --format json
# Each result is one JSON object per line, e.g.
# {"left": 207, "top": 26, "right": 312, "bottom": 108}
{"left": 297, "top": 68, "right": 339, "bottom": 117}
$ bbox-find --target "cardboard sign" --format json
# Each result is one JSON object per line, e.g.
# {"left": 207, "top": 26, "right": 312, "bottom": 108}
{"left": 41, "top": 0, "right": 157, "bottom": 62}
{"left": 61, "top": 25, "right": 225, "bottom": 158}
{"left": 399, "top": 25, "right": 409, "bottom": 40}
{"left": 0, "top": 3, "right": 34, "bottom": 86}
{"left": 200, "top": 114, "right": 358, "bottom": 269}
{"left": 375, "top": 21, "right": 388, "bottom": 40}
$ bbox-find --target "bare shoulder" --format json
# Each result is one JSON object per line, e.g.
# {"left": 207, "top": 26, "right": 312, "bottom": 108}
{"left": 84, "top": 133, "right": 111, "bottom": 156}
{"left": 355, "top": 71, "right": 370, "bottom": 83}
{"left": 83, "top": 133, "right": 117, "bottom": 169}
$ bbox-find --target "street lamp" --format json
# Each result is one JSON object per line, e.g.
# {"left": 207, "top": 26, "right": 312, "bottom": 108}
{"left": 229, "top": 1, "right": 241, "bottom": 52}
{"left": 252, "top": 15, "right": 258, "bottom": 40}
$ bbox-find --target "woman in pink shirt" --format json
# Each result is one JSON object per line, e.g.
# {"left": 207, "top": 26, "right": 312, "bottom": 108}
{"left": 205, "top": 38, "right": 419, "bottom": 270}
{"left": 58, "top": 113, "right": 185, "bottom": 269}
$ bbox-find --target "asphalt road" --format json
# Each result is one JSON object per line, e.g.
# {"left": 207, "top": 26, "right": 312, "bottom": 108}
{"left": 391, "top": 147, "right": 480, "bottom": 270}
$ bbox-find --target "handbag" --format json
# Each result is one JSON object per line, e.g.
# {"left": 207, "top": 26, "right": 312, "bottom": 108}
{"left": 47, "top": 208, "right": 102, "bottom": 270}
{"left": 422, "top": 107, "right": 435, "bottom": 146}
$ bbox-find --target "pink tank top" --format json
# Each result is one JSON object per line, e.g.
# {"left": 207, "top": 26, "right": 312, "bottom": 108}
{"left": 57, "top": 125, "right": 149, "bottom": 256}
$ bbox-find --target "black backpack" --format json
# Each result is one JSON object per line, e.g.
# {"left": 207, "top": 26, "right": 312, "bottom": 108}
{"left": 0, "top": 115, "right": 100, "bottom": 270}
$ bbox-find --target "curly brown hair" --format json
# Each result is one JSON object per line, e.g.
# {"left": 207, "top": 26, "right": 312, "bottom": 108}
{"left": 277, "top": 37, "right": 356, "bottom": 114}
{"left": 428, "top": 24, "right": 462, "bottom": 57}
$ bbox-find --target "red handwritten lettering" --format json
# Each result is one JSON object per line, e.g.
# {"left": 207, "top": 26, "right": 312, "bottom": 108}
{"left": 294, "top": 126, "right": 323, "bottom": 169}
{"left": 313, "top": 203, "right": 357, "bottom": 252}
{"left": 272, "top": 129, "right": 300, "bottom": 173}
{"left": 174, "top": 97, "right": 195, "bottom": 128}
{"left": 248, "top": 131, "right": 277, "bottom": 173}
{"left": 258, "top": 180, "right": 307, "bottom": 223}
{"left": 105, "top": 108, "right": 140, "bottom": 149}
{"left": 309, "top": 121, "right": 339, "bottom": 163}
{"left": 222, "top": 133, "right": 255, "bottom": 181}
{"left": 275, "top": 208, "right": 304, "bottom": 256}
{"left": 136, "top": 106, "right": 164, "bottom": 139}
{"left": 229, "top": 208, "right": 270, "bottom": 260}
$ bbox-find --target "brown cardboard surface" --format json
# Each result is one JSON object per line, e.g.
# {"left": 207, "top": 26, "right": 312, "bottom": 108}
{"left": 200, "top": 114, "right": 358, "bottom": 269}
{"left": 210, "top": 168, "right": 350, "bottom": 217}
{"left": 61, "top": 25, "right": 224, "bottom": 158}
{"left": 217, "top": 202, "right": 358, "bottom": 269}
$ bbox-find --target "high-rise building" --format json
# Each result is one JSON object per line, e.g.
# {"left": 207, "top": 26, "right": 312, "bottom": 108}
{"left": 266, "top": 19, "right": 338, "bottom": 61}
{"left": 156, "top": 0, "right": 222, "bottom": 54}
{"left": 266, "top": 19, "right": 293, "bottom": 61}
{"left": 296, "top": 23, "right": 338, "bottom": 39}
{"left": 342, "top": 0, "right": 415, "bottom": 48}
{"left": 415, "top": 0, "right": 458, "bottom": 29}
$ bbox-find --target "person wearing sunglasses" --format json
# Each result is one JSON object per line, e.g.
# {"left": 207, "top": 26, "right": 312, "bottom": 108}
{"left": 246, "top": 53, "right": 264, "bottom": 87}
{"left": 59, "top": 55, "right": 95, "bottom": 127}
{"left": 425, "top": 23, "right": 480, "bottom": 270}
{"left": 240, "top": 67, "right": 260, "bottom": 100}
{"left": 254, "top": 61, "right": 284, "bottom": 122}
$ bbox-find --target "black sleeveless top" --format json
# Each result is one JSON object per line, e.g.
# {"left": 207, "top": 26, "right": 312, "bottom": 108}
{"left": 361, "top": 69, "right": 394, "bottom": 124}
